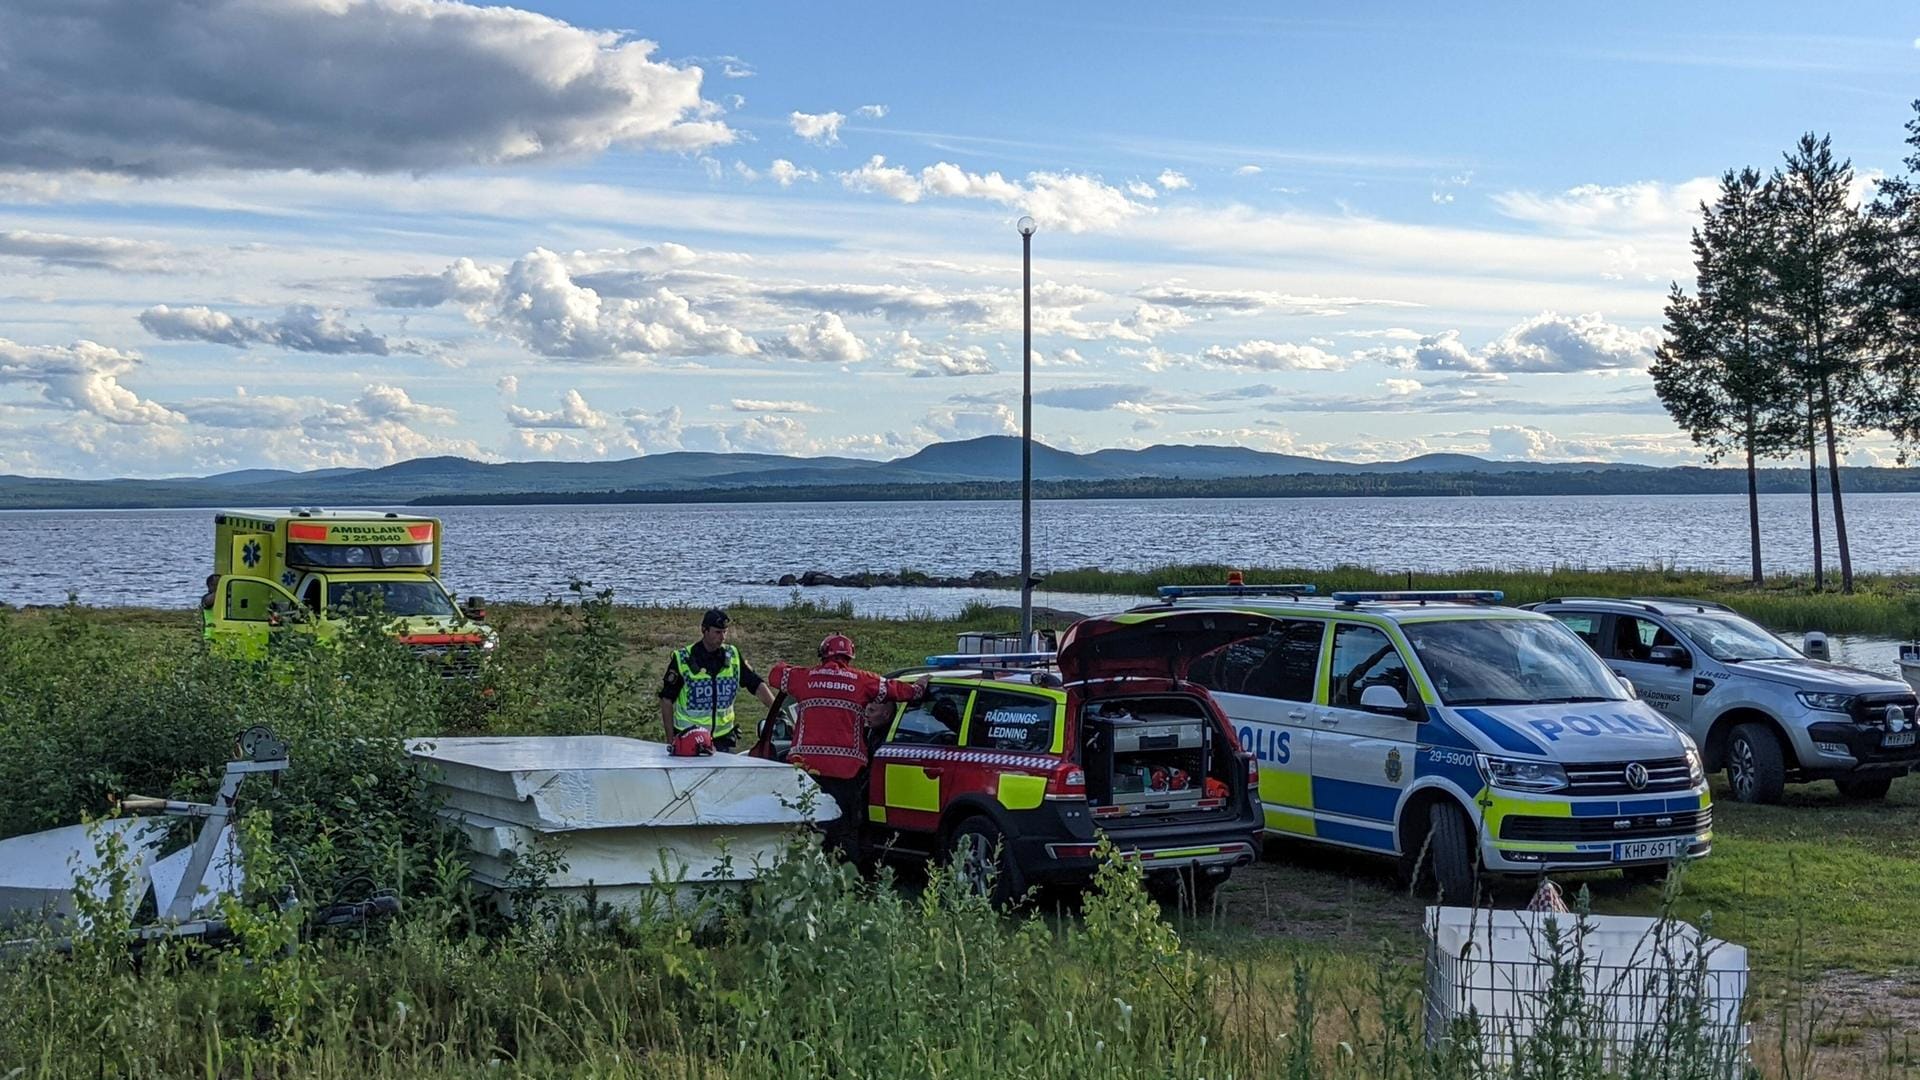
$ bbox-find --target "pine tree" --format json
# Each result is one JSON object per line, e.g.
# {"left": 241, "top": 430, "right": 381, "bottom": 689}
{"left": 1770, "top": 134, "right": 1867, "bottom": 593}
{"left": 1860, "top": 102, "right": 1920, "bottom": 458}
{"left": 1650, "top": 170, "right": 1797, "bottom": 583}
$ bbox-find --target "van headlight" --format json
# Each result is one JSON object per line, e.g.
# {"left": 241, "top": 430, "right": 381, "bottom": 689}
{"left": 1477, "top": 755, "right": 1569, "bottom": 793}
{"left": 1796, "top": 691, "right": 1854, "bottom": 713}
{"left": 1684, "top": 746, "right": 1704, "bottom": 785}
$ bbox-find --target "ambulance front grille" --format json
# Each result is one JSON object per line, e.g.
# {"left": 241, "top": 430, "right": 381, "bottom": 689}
{"left": 408, "top": 644, "right": 484, "bottom": 679}
{"left": 1562, "top": 757, "right": 1693, "bottom": 796}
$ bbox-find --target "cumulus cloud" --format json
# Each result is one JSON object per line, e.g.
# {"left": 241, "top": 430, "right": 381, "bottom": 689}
{"left": 0, "top": 337, "right": 181, "bottom": 425}
{"left": 837, "top": 155, "right": 1148, "bottom": 232}
{"left": 139, "top": 303, "right": 410, "bottom": 355}
{"left": 0, "top": 229, "right": 167, "bottom": 270}
{"left": 789, "top": 110, "right": 846, "bottom": 144}
{"left": 767, "top": 158, "right": 819, "bottom": 186}
{"left": 855, "top": 104, "right": 887, "bottom": 118}
{"left": 1127, "top": 180, "right": 1159, "bottom": 199}
{"left": 1360, "top": 312, "right": 1658, "bottom": 373}
{"left": 761, "top": 312, "right": 867, "bottom": 364}
{"left": 1157, "top": 169, "right": 1192, "bottom": 191}
{"left": 1198, "top": 340, "right": 1348, "bottom": 371}
{"left": 622, "top": 404, "right": 812, "bottom": 454}
{"left": 376, "top": 248, "right": 757, "bottom": 362}
{"left": 171, "top": 388, "right": 310, "bottom": 429}
{"left": 1234, "top": 164, "right": 1263, "bottom": 176}
{"left": 504, "top": 388, "right": 609, "bottom": 430}
{"left": 888, "top": 331, "right": 996, "bottom": 377}
{"left": 1483, "top": 425, "right": 1696, "bottom": 465}
{"left": 0, "top": 0, "right": 731, "bottom": 177}
{"left": 923, "top": 402, "right": 1018, "bottom": 439}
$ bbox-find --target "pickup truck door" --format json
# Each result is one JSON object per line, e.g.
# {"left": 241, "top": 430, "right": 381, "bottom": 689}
{"left": 1602, "top": 614, "right": 1697, "bottom": 726}
{"left": 208, "top": 576, "right": 302, "bottom": 660}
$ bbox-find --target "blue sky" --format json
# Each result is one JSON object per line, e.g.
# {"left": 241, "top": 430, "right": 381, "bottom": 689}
{"left": 0, "top": 0, "right": 1914, "bottom": 478}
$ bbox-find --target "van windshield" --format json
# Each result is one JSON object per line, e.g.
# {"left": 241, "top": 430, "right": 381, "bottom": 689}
{"left": 1405, "top": 619, "right": 1627, "bottom": 707}
{"left": 327, "top": 581, "right": 457, "bottom": 618}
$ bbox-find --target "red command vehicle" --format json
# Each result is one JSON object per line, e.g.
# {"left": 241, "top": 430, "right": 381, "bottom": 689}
{"left": 859, "top": 614, "right": 1263, "bottom": 906}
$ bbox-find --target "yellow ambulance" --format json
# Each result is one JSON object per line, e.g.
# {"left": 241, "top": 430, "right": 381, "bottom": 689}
{"left": 206, "top": 509, "right": 494, "bottom": 672}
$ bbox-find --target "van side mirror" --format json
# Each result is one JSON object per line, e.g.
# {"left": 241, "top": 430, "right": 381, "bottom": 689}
{"left": 464, "top": 596, "right": 487, "bottom": 622}
{"left": 1647, "top": 645, "right": 1690, "bottom": 667}
{"left": 1359, "top": 683, "right": 1411, "bottom": 717}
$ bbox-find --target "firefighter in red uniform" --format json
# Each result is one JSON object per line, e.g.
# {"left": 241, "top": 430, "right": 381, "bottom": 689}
{"left": 765, "top": 633, "right": 928, "bottom": 859}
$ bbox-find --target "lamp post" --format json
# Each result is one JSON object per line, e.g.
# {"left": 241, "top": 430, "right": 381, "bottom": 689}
{"left": 1016, "top": 215, "right": 1036, "bottom": 650}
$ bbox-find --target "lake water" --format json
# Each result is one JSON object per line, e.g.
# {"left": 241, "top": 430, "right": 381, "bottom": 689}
{"left": 1, "top": 491, "right": 1915, "bottom": 622}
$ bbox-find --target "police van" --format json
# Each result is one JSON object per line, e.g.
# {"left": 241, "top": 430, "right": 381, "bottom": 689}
{"left": 1129, "top": 586, "right": 1711, "bottom": 897}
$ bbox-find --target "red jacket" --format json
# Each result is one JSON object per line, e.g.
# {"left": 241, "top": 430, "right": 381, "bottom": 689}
{"left": 767, "top": 660, "right": 923, "bottom": 780}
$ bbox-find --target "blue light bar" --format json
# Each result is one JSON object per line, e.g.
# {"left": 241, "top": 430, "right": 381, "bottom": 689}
{"left": 924, "top": 652, "right": 1058, "bottom": 668}
{"left": 1330, "top": 590, "right": 1506, "bottom": 605}
{"left": 1156, "top": 583, "right": 1318, "bottom": 600}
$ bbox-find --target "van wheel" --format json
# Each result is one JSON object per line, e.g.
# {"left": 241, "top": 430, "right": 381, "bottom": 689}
{"left": 1726, "top": 724, "right": 1786, "bottom": 804}
{"left": 1425, "top": 801, "right": 1478, "bottom": 904}
{"left": 1836, "top": 776, "right": 1893, "bottom": 801}
{"left": 949, "top": 817, "right": 1023, "bottom": 908}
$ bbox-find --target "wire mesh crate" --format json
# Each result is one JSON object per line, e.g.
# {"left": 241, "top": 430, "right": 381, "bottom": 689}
{"left": 1423, "top": 906, "right": 1749, "bottom": 1075}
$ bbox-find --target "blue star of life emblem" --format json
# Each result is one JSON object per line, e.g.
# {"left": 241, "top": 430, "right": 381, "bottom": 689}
{"left": 242, "top": 539, "right": 262, "bottom": 568}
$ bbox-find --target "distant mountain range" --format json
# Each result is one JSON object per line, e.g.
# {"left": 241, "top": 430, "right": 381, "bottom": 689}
{"left": 0, "top": 435, "right": 1906, "bottom": 510}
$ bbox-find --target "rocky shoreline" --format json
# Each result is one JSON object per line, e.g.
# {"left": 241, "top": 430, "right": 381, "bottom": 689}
{"left": 766, "top": 569, "right": 1020, "bottom": 589}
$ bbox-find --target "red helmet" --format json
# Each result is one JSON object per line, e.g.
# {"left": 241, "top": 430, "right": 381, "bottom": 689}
{"left": 818, "top": 633, "right": 856, "bottom": 662}
{"left": 670, "top": 729, "right": 716, "bottom": 757}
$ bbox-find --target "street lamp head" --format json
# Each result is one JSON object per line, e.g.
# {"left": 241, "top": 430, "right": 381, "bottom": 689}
{"left": 1016, "top": 215, "right": 1037, "bottom": 237}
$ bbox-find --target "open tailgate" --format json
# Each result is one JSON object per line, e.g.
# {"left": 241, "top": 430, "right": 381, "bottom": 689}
{"left": 1057, "top": 609, "right": 1275, "bottom": 682}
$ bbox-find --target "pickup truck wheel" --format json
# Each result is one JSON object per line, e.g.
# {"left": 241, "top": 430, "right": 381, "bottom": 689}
{"left": 1425, "top": 801, "right": 1478, "bottom": 904}
{"left": 1835, "top": 776, "right": 1893, "bottom": 801}
{"left": 949, "top": 817, "right": 1023, "bottom": 909}
{"left": 1726, "top": 724, "right": 1786, "bottom": 804}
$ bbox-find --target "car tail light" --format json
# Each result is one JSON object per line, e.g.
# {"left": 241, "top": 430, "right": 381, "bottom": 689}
{"left": 1241, "top": 751, "right": 1258, "bottom": 787}
{"left": 1047, "top": 763, "right": 1086, "bottom": 797}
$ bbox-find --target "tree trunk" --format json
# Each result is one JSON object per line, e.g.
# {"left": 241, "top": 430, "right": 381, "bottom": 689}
{"left": 1744, "top": 410, "right": 1763, "bottom": 584}
{"left": 1806, "top": 394, "right": 1824, "bottom": 591}
{"left": 1820, "top": 375, "right": 1854, "bottom": 593}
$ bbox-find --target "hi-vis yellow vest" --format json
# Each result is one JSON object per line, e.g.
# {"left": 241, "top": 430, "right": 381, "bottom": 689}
{"left": 672, "top": 645, "right": 741, "bottom": 738}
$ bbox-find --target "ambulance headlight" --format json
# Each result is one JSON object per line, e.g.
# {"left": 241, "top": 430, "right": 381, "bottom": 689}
{"left": 1477, "top": 755, "right": 1569, "bottom": 793}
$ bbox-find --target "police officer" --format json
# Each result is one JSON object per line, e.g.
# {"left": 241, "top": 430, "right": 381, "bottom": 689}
{"left": 658, "top": 608, "right": 776, "bottom": 752}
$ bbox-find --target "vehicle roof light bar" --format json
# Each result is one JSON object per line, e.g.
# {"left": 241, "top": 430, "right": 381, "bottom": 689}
{"left": 923, "top": 652, "right": 1058, "bottom": 669}
{"left": 1157, "top": 584, "right": 1318, "bottom": 601}
{"left": 1331, "top": 589, "right": 1505, "bottom": 606}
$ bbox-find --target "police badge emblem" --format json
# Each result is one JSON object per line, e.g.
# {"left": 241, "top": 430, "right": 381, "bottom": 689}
{"left": 1385, "top": 747, "right": 1404, "bottom": 783}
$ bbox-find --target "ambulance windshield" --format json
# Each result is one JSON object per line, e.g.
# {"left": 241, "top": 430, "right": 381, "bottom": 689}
{"left": 327, "top": 581, "right": 457, "bottom": 617}
{"left": 1407, "top": 619, "right": 1626, "bottom": 707}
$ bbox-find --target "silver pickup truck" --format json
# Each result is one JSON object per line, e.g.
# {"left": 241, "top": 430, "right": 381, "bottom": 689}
{"left": 1527, "top": 597, "right": 1920, "bottom": 803}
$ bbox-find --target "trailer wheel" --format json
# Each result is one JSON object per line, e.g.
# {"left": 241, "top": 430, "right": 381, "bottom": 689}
{"left": 1726, "top": 724, "right": 1786, "bottom": 804}
{"left": 949, "top": 817, "right": 1023, "bottom": 908}
{"left": 1425, "top": 801, "right": 1478, "bottom": 904}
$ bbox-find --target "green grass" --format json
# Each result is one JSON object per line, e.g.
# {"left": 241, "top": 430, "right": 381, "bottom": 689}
{"left": 4, "top": 597, "right": 1920, "bottom": 1077}
{"left": 1036, "top": 562, "right": 1920, "bottom": 635}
